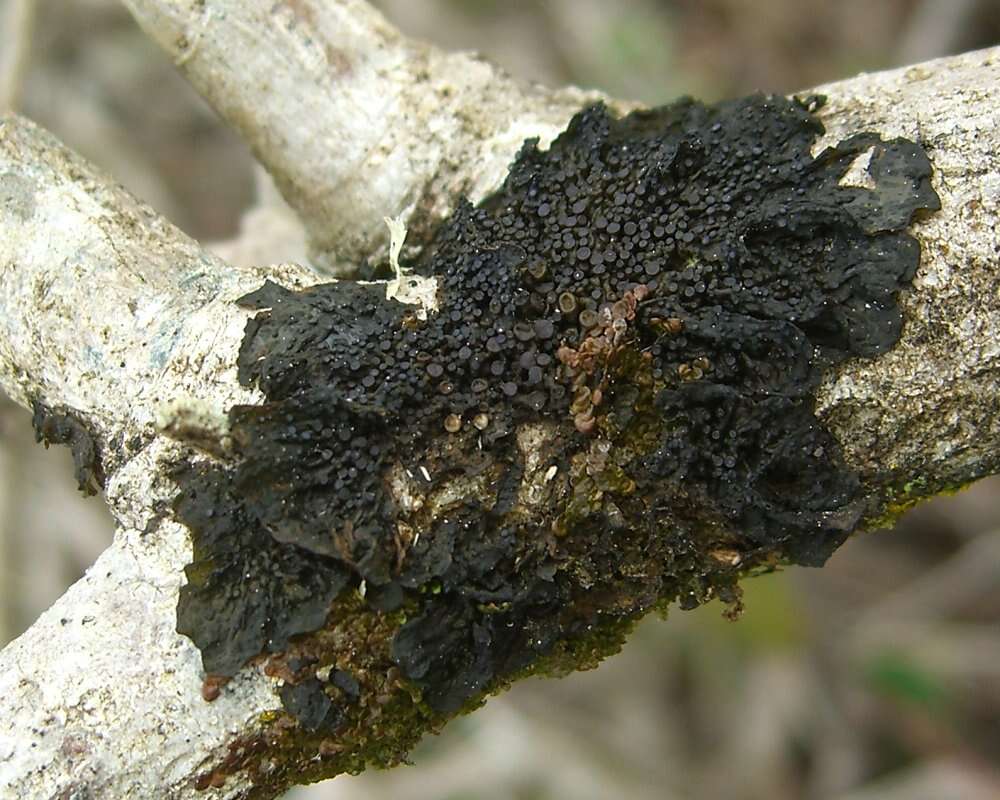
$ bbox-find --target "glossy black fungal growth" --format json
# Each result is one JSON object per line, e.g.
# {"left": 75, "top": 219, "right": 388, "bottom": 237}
{"left": 278, "top": 679, "right": 346, "bottom": 733}
{"left": 175, "top": 94, "right": 938, "bottom": 720}
{"left": 32, "top": 401, "right": 105, "bottom": 495}
{"left": 175, "top": 462, "right": 352, "bottom": 676}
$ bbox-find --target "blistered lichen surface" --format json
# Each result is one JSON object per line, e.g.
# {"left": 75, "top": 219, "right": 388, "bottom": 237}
{"left": 174, "top": 95, "right": 938, "bottom": 735}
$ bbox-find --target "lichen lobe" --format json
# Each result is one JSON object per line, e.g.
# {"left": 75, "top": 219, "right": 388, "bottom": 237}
{"left": 32, "top": 401, "right": 105, "bottom": 494}
{"left": 173, "top": 93, "right": 939, "bottom": 754}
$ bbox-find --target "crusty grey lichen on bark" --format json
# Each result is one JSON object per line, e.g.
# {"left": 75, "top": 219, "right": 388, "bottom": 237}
{"left": 0, "top": 0, "right": 998, "bottom": 796}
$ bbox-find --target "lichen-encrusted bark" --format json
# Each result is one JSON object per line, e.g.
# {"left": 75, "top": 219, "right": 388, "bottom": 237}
{"left": 0, "top": 16, "right": 998, "bottom": 800}
{"left": 120, "top": 0, "right": 617, "bottom": 274}
{"left": 174, "top": 94, "right": 939, "bottom": 740}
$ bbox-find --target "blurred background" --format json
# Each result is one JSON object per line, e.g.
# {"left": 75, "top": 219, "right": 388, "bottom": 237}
{"left": 1, "top": 1, "right": 999, "bottom": 798}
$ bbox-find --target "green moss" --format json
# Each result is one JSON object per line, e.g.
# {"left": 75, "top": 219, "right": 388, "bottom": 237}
{"left": 501, "top": 612, "right": 638, "bottom": 683}
{"left": 867, "top": 474, "right": 978, "bottom": 530}
{"left": 205, "top": 599, "right": 642, "bottom": 796}
{"left": 196, "top": 595, "right": 445, "bottom": 794}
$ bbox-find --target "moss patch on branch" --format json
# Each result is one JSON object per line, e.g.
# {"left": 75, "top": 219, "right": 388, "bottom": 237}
{"left": 172, "top": 93, "right": 938, "bottom": 786}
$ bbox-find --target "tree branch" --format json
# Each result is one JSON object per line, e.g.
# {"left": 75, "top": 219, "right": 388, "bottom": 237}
{"left": 0, "top": 114, "right": 318, "bottom": 799}
{"left": 0, "top": 8, "right": 997, "bottom": 797}
{"left": 120, "top": 0, "right": 617, "bottom": 274}
{"left": 808, "top": 52, "right": 1000, "bottom": 498}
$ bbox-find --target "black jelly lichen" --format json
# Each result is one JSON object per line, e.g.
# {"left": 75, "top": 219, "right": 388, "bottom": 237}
{"left": 174, "top": 94, "right": 939, "bottom": 721}
{"left": 174, "top": 465, "right": 352, "bottom": 676}
{"left": 32, "top": 401, "right": 105, "bottom": 495}
{"left": 278, "top": 678, "right": 345, "bottom": 733}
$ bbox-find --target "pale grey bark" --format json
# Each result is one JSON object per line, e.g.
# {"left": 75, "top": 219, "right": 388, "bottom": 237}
{"left": 0, "top": 1, "right": 997, "bottom": 795}
{"left": 0, "top": 114, "right": 316, "bottom": 800}
{"left": 809, "top": 55, "right": 1000, "bottom": 495}
{"left": 120, "top": 0, "right": 618, "bottom": 274}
